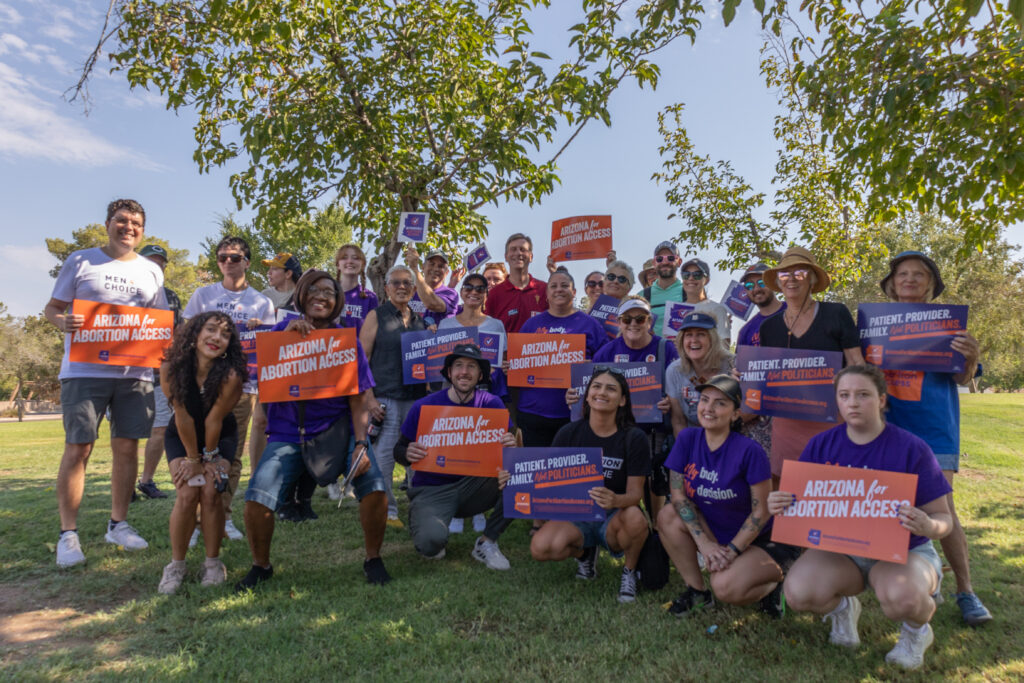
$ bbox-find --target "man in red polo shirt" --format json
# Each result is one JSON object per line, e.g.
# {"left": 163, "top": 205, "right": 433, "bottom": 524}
{"left": 486, "top": 233, "right": 548, "bottom": 333}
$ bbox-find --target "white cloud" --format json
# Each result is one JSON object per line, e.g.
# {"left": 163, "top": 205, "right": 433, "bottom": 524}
{"left": 0, "top": 60, "right": 167, "bottom": 170}
{"left": 0, "top": 3, "right": 23, "bottom": 27}
{"left": 0, "top": 244, "right": 58, "bottom": 317}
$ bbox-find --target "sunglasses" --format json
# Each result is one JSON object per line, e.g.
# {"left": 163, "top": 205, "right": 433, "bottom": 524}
{"left": 655, "top": 255, "right": 676, "bottom": 264}
{"left": 605, "top": 273, "right": 630, "bottom": 284}
{"left": 307, "top": 285, "right": 337, "bottom": 299}
{"left": 776, "top": 268, "right": 810, "bottom": 282}
{"left": 217, "top": 253, "right": 245, "bottom": 263}
{"left": 461, "top": 284, "right": 488, "bottom": 294}
{"left": 388, "top": 279, "right": 414, "bottom": 288}
{"left": 585, "top": 280, "right": 603, "bottom": 289}
{"left": 592, "top": 365, "right": 625, "bottom": 377}
{"left": 680, "top": 270, "right": 706, "bottom": 280}
{"left": 619, "top": 314, "right": 649, "bottom": 326}
{"left": 742, "top": 279, "right": 766, "bottom": 290}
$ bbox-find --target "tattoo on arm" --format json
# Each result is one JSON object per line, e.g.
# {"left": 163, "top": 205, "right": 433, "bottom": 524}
{"left": 740, "top": 497, "right": 766, "bottom": 533}
{"left": 674, "top": 498, "right": 702, "bottom": 536}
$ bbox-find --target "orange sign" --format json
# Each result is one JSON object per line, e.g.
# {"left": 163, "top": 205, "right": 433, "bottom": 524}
{"left": 411, "top": 405, "right": 510, "bottom": 477}
{"left": 506, "top": 333, "right": 586, "bottom": 388}
{"left": 772, "top": 460, "right": 917, "bottom": 563}
{"left": 549, "top": 215, "right": 613, "bottom": 262}
{"left": 255, "top": 327, "right": 359, "bottom": 402}
{"left": 68, "top": 299, "right": 173, "bottom": 368}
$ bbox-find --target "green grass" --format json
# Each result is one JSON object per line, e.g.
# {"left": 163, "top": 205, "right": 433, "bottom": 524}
{"left": 2, "top": 395, "right": 1023, "bottom": 681}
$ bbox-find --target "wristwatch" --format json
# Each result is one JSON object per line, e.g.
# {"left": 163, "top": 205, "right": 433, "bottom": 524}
{"left": 354, "top": 439, "right": 369, "bottom": 449}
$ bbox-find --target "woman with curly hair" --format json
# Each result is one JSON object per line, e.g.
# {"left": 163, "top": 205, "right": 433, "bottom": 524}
{"left": 158, "top": 311, "right": 246, "bottom": 594}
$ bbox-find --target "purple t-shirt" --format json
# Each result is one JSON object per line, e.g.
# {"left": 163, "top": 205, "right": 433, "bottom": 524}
{"left": 665, "top": 428, "right": 772, "bottom": 545}
{"left": 401, "top": 389, "right": 512, "bottom": 487}
{"left": 736, "top": 303, "right": 786, "bottom": 347}
{"left": 340, "top": 285, "right": 378, "bottom": 335}
{"left": 592, "top": 335, "right": 679, "bottom": 367}
{"left": 410, "top": 285, "right": 459, "bottom": 327}
{"left": 799, "top": 423, "right": 952, "bottom": 549}
{"left": 264, "top": 320, "right": 375, "bottom": 443}
{"left": 516, "top": 311, "right": 608, "bottom": 419}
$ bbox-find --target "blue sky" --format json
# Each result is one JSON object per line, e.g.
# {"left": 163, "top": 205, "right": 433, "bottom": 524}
{"left": 1, "top": 1, "right": 1019, "bottom": 334}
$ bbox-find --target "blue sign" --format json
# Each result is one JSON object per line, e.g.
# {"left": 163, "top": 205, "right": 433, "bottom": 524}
{"left": 502, "top": 447, "right": 607, "bottom": 522}
{"left": 721, "top": 279, "right": 755, "bottom": 320}
{"left": 569, "top": 362, "right": 662, "bottom": 423}
{"left": 401, "top": 326, "right": 478, "bottom": 383}
{"left": 858, "top": 303, "right": 969, "bottom": 373}
{"left": 588, "top": 294, "right": 622, "bottom": 340}
{"left": 735, "top": 345, "right": 842, "bottom": 422}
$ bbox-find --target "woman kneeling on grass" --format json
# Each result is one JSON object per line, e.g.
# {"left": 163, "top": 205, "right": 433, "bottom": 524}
{"left": 528, "top": 367, "right": 651, "bottom": 603}
{"left": 657, "top": 375, "right": 798, "bottom": 618}
{"left": 767, "top": 364, "right": 952, "bottom": 670}
{"left": 159, "top": 312, "right": 246, "bottom": 594}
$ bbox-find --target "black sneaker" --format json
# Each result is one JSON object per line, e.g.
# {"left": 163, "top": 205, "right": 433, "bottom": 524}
{"left": 575, "top": 546, "right": 598, "bottom": 580}
{"left": 297, "top": 500, "right": 319, "bottom": 522}
{"left": 234, "top": 564, "right": 274, "bottom": 593}
{"left": 137, "top": 479, "right": 168, "bottom": 499}
{"left": 759, "top": 583, "right": 786, "bottom": 619}
{"left": 277, "top": 501, "right": 301, "bottom": 522}
{"left": 363, "top": 557, "right": 392, "bottom": 585}
{"left": 667, "top": 587, "right": 714, "bottom": 617}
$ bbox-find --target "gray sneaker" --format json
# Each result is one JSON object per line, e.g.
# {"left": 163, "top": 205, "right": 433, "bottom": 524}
{"left": 200, "top": 558, "right": 227, "bottom": 587}
{"left": 824, "top": 595, "right": 862, "bottom": 648}
{"left": 618, "top": 567, "right": 638, "bottom": 603}
{"left": 472, "top": 537, "right": 510, "bottom": 570}
{"left": 105, "top": 521, "right": 149, "bottom": 550}
{"left": 56, "top": 531, "right": 86, "bottom": 568}
{"left": 885, "top": 622, "right": 934, "bottom": 670}
{"left": 158, "top": 561, "right": 187, "bottom": 595}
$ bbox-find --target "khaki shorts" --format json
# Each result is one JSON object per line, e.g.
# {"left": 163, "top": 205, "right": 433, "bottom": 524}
{"left": 61, "top": 378, "right": 154, "bottom": 443}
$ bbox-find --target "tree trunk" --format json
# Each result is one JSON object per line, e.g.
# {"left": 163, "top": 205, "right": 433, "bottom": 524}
{"left": 367, "top": 236, "right": 402, "bottom": 299}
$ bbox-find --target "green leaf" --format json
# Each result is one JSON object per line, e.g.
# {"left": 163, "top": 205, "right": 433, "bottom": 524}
{"left": 1009, "top": 0, "right": 1024, "bottom": 28}
{"left": 722, "top": 0, "right": 739, "bottom": 26}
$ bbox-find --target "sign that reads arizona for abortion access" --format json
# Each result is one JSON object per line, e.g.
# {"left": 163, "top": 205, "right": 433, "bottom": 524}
{"left": 549, "top": 215, "right": 612, "bottom": 262}
{"left": 506, "top": 333, "right": 586, "bottom": 388}
{"left": 255, "top": 327, "right": 359, "bottom": 402}
{"left": 503, "top": 447, "right": 607, "bottom": 522}
{"left": 736, "top": 345, "right": 842, "bottom": 422}
{"left": 772, "top": 460, "right": 917, "bottom": 563}
{"left": 858, "top": 302, "right": 968, "bottom": 373}
{"left": 412, "top": 406, "right": 510, "bottom": 477}
{"left": 69, "top": 299, "right": 174, "bottom": 368}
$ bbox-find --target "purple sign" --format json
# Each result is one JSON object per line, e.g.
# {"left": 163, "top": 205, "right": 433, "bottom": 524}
{"left": 588, "top": 294, "right": 621, "bottom": 339}
{"left": 477, "top": 331, "right": 501, "bottom": 364}
{"left": 660, "top": 301, "right": 695, "bottom": 338}
{"left": 569, "top": 362, "right": 662, "bottom": 423}
{"left": 502, "top": 447, "right": 606, "bottom": 522}
{"left": 465, "top": 244, "right": 491, "bottom": 271}
{"left": 721, "top": 280, "right": 755, "bottom": 320}
{"left": 237, "top": 324, "right": 274, "bottom": 382}
{"left": 397, "top": 211, "right": 429, "bottom": 243}
{"left": 858, "top": 303, "right": 968, "bottom": 373}
{"left": 401, "top": 326, "right": 478, "bottom": 383}
{"left": 736, "top": 346, "right": 842, "bottom": 423}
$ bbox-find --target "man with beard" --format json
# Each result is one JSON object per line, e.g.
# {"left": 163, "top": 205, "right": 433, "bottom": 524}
{"left": 735, "top": 263, "right": 785, "bottom": 347}
{"left": 643, "top": 241, "right": 683, "bottom": 324}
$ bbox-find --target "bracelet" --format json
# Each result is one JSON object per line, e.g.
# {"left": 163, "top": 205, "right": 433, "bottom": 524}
{"left": 186, "top": 455, "right": 201, "bottom": 464}
{"left": 727, "top": 542, "right": 744, "bottom": 556}
{"left": 202, "top": 447, "right": 220, "bottom": 462}
{"left": 354, "top": 439, "right": 369, "bottom": 448}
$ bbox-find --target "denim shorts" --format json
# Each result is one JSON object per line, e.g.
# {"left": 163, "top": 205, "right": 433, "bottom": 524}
{"left": 61, "top": 377, "right": 154, "bottom": 443}
{"left": 573, "top": 509, "right": 623, "bottom": 558}
{"left": 847, "top": 540, "right": 943, "bottom": 590}
{"left": 933, "top": 452, "right": 958, "bottom": 472}
{"left": 245, "top": 435, "right": 385, "bottom": 511}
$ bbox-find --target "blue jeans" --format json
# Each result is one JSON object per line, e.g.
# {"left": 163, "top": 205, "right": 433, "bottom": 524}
{"left": 573, "top": 510, "right": 623, "bottom": 558}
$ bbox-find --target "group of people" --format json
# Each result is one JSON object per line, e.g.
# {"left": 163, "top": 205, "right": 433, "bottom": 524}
{"left": 46, "top": 199, "right": 990, "bottom": 671}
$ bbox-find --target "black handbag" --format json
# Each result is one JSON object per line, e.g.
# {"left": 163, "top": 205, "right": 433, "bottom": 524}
{"left": 297, "top": 402, "right": 352, "bottom": 486}
{"left": 637, "top": 529, "right": 671, "bottom": 591}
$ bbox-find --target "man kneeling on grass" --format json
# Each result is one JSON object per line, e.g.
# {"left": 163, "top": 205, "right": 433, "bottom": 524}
{"left": 393, "top": 344, "right": 517, "bottom": 569}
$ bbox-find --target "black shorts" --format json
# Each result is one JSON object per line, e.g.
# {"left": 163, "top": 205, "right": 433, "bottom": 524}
{"left": 749, "top": 536, "right": 801, "bottom": 571}
{"left": 165, "top": 413, "right": 238, "bottom": 464}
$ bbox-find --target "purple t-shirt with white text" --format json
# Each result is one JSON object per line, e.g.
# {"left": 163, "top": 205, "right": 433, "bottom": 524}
{"left": 799, "top": 423, "right": 951, "bottom": 549}
{"left": 736, "top": 302, "right": 786, "bottom": 347}
{"left": 516, "top": 311, "right": 608, "bottom": 419}
{"left": 340, "top": 285, "right": 378, "bottom": 335}
{"left": 401, "top": 389, "right": 512, "bottom": 487}
{"left": 665, "top": 428, "right": 772, "bottom": 545}
{"left": 410, "top": 285, "right": 458, "bottom": 327}
{"left": 264, "top": 320, "right": 375, "bottom": 443}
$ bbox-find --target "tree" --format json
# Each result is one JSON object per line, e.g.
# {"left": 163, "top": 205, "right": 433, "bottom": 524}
{"left": 202, "top": 205, "right": 354, "bottom": 291}
{"left": 75, "top": 0, "right": 702, "bottom": 291}
{"left": 0, "top": 305, "right": 64, "bottom": 409}
{"left": 45, "top": 224, "right": 204, "bottom": 302}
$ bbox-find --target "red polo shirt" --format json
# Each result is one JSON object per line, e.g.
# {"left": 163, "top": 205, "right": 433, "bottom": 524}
{"left": 487, "top": 275, "right": 548, "bottom": 333}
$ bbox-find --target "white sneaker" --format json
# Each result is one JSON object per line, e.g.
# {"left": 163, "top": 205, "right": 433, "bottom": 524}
{"left": 472, "top": 537, "right": 510, "bottom": 571}
{"left": 824, "top": 595, "right": 862, "bottom": 648}
{"left": 56, "top": 531, "right": 86, "bottom": 568}
{"left": 224, "top": 519, "right": 244, "bottom": 540}
{"left": 189, "top": 528, "right": 200, "bottom": 548}
{"left": 472, "top": 513, "right": 486, "bottom": 533}
{"left": 885, "top": 622, "right": 934, "bottom": 670}
{"left": 327, "top": 482, "right": 342, "bottom": 501}
{"left": 200, "top": 558, "right": 227, "bottom": 587}
{"left": 105, "top": 521, "right": 149, "bottom": 550}
{"left": 448, "top": 517, "right": 465, "bottom": 534}
{"left": 158, "top": 561, "right": 187, "bottom": 595}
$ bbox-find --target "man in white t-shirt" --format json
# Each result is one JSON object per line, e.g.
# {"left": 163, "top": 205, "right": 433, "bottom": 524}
{"left": 183, "top": 236, "right": 275, "bottom": 541}
{"left": 44, "top": 199, "right": 169, "bottom": 568}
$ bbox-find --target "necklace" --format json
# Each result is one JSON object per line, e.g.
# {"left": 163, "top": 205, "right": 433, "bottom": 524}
{"left": 783, "top": 296, "right": 814, "bottom": 347}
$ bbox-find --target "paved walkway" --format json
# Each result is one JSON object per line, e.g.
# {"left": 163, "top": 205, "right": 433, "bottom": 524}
{"left": 0, "top": 413, "right": 62, "bottom": 423}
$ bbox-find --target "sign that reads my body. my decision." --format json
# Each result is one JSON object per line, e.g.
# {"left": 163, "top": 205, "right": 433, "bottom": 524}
{"left": 858, "top": 302, "right": 968, "bottom": 373}
{"left": 549, "top": 215, "right": 612, "bottom": 262}
{"left": 255, "top": 327, "right": 359, "bottom": 402}
{"left": 735, "top": 345, "right": 842, "bottom": 422}
{"left": 772, "top": 460, "right": 917, "bottom": 563}
{"left": 68, "top": 299, "right": 174, "bottom": 368}
{"left": 506, "top": 333, "right": 586, "bottom": 388}
{"left": 412, "top": 405, "right": 510, "bottom": 477}
{"left": 503, "top": 447, "right": 606, "bottom": 522}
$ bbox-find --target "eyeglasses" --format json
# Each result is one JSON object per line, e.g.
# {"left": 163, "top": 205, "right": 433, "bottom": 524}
{"left": 217, "top": 253, "right": 245, "bottom": 263}
{"left": 461, "top": 284, "right": 487, "bottom": 294}
{"left": 776, "top": 269, "right": 810, "bottom": 282}
{"left": 680, "top": 270, "right": 705, "bottom": 280}
{"left": 655, "top": 255, "right": 676, "bottom": 264}
{"left": 307, "top": 286, "right": 337, "bottom": 299}
{"left": 742, "top": 279, "right": 766, "bottom": 290}
{"left": 592, "top": 365, "right": 625, "bottom": 377}
{"left": 605, "top": 273, "right": 630, "bottom": 284}
{"left": 585, "top": 280, "right": 603, "bottom": 289}
{"left": 388, "top": 279, "right": 414, "bottom": 288}
{"left": 619, "top": 314, "right": 649, "bottom": 326}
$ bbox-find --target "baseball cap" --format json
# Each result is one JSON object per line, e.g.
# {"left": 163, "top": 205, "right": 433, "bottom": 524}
{"left": 653, "top": 240, "right": 679, "bottom": 257}
{"left": 139, "top": 244, "right": 168, "bottom": 260}
{"left": 694, "top": 374, "right": 742, "bottom": 408}
{"left": 424, "top": 249, "right": 450, "bottom": 265}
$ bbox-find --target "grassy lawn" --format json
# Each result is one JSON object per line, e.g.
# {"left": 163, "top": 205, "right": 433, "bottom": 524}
{"left": 2, "top": 394, "right": 1022, "bottom": 681}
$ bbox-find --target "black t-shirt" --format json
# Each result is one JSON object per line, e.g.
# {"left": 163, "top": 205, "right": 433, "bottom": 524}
{"left": 759, "top": 301, "right": 859, "bottom": 353}
{"left": 551, "top": 420, "right": 651, "bottom": 495}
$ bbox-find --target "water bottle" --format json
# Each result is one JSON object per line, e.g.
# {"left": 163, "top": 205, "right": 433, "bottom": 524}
{"left": 368, "top": 400, "right": 386, "bottom": 444}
